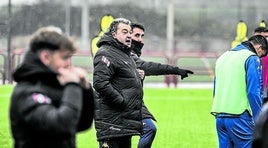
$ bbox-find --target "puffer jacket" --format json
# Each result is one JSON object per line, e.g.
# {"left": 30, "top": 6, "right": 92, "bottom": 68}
{"left": 131, "top": 52, "right": 182, "bottom": 76}
{"left": 252, "top": 102, "right": 268, "bottom": 148}
{"left": 10, "top": 50, "right": 94, "bottom": 148}
{"left": 131, "top": 50, "right": 182, "bottom": 121}
{"left": 93, "top": 33, "right": 143, "bottom": 141}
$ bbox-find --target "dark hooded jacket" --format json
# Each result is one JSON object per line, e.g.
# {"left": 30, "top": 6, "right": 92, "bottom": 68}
{"left": 9, "top": 50, "right": 94, "bottom": 148}
{"left": 93, "top": 33, "right": 143, "bottom": 140}
{"left": 252, "top": 102, "right": 268, "bottom": 148}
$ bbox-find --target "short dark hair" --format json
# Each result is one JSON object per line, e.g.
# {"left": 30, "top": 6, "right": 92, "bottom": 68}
{"left": 249, "top": 35, "right": 268, "bottom": 51}
{"left": 131, "top": 23, "right": 145, "bottom": 32}
{"left": 107, "top": 18, "right": 131, "bottom": 35}
{"left": 254, "top": 27, "right": 266, "bottom": 34}
{"left": 264, "top": 28, "right": 268, "bottom": 33}
{"left": 30, "top": 26, "right": 76, "bottom": 53}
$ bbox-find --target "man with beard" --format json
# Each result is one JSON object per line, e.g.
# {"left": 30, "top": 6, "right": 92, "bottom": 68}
{"left": 130, "top": 22, "right": 194, "bottom": 148}
{"left": 252, "top": 27, "right": 268, "bottom": 103}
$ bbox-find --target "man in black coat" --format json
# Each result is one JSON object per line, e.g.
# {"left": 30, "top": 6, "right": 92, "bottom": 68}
{"left": 252, "top": 102, "right": 268, "bottom": 148}
{"left": 93, "top": 18, "right": 143, "bottom": 148}
{"left": 9, "top": 26, "right": 94, "bottom": 148}
{"left": 130, "top": 22, "right": 194, "bottom": 148}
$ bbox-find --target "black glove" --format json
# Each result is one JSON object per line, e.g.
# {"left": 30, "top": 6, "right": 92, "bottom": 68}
{"left": 176, "top": 68, "right": 194, "bottom": 80}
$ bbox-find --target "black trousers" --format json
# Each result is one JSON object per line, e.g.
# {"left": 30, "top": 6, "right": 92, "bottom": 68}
{"left": 99, "top": 136, "right": 132, "bottom": 148}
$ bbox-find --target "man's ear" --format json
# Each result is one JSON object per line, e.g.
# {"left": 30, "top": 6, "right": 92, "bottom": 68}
{"left": 258, "top": 44, "right": 263, "bottom": 52}
{"left": 112, "top": 32, "right": 116, "bottom": 38}
{"left": 40, "top": 50, "right": 51, "bottom": 66}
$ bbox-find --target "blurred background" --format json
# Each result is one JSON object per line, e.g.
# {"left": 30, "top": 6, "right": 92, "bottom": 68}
{"left": 0, "top": 0, "right": 267, "bottom": 86}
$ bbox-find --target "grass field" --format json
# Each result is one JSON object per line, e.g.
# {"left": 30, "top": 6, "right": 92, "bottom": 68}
{"left": 0, "top": 85, "right": 218, "bottom": 148}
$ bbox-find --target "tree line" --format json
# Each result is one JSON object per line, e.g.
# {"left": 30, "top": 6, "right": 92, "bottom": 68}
{"left": 0, "top": 1, "right": 226, "bottom": 40}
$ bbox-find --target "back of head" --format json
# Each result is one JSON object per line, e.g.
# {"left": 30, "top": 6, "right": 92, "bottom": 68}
{"left": 30, "top": 26, "right": 76, "bottom": 53}
{"left": 106, "top": 18, "right": 131, "bottom": 35}
{"left": 248, "top": 35, "right": 268, "bottom": 52}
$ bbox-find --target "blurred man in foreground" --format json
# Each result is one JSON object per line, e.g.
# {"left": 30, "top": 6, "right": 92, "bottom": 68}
{"left": 9, "top": 26, "right": 94, "bottom": 148}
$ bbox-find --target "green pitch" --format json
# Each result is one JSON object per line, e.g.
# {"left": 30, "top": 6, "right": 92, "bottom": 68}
{"left": 0, "top": 85, "right": 217, "bottom": 148}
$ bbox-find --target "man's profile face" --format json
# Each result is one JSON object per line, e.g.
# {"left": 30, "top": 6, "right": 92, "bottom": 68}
{"left": 43, "top": 49, "right": 73, "bottom": 73}
{"left": 112, "top": 23, "right": 132, "bottom": 47}
{"left": 131, "top": 27, "right": 144, "bottom": 43}
{"left": 255, "top": 44, "right": 267, "bottom": 58}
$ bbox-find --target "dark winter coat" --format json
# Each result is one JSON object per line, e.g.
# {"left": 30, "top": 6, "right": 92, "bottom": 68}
{"left": 131, "top": 52, "right": 182, "bottom": 76}
{"left": 131, "top": 52, "right": 182, "bottom": 121}
{"left": 93, "top": 33, "right": 143, "bottom": 141}
{"left": 252, "top": 102, "right": 268, "bottom": 148}
{"left": 9, "top": 51, "right": 94, "bottom": 148}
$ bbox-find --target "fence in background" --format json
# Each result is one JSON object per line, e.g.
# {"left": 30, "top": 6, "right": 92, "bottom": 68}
{"left": 0, "top": 49, "right": 220, "bottom": 86}
{"left": 0, "top": 50, "right": 6, "bottom": 84}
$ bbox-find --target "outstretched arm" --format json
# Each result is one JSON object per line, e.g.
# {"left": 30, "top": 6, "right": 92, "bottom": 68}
{"left": 134, "top": 55, "right": 193, "bottom": 79}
